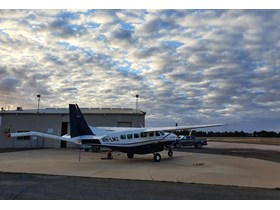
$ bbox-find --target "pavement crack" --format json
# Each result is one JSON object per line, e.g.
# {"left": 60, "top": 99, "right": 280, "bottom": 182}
{"left": 146, "top": 169, "right": 153, "bottom": 181}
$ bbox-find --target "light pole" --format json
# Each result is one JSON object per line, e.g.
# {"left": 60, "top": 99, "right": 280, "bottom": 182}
{"left": 37, "top": 94, "right": 41, "bottom": 113}
{"left": 135, "top": 94, "right": 139, "bottom": 114}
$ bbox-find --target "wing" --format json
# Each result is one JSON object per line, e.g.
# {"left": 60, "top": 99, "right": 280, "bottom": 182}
{"left": 9, "top": 131, "right": 81, "bottom": 144}
{"left": 144, "top": 123, "right": 226, "bottom": 132}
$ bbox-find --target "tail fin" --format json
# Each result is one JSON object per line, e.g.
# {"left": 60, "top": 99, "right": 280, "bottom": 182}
{"left": 69, "top": 104, "right": 94, "bottom": 137}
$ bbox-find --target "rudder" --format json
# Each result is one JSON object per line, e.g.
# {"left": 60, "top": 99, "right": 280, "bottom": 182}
{"left": 69, "top": 104, "right": 94, "bottom": 137}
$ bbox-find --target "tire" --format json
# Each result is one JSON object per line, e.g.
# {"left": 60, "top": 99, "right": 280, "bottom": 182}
{"left": 127, "top": 153, "right": 134, "bottom": 159}
{"left": 168, "top": 150, "right": 173, "bottom": 157}
{"left": 195, "top": 143, "right": 202, "bottom": 149}
{"left": 153, "top": 153, "right": 161, "bottom": 162}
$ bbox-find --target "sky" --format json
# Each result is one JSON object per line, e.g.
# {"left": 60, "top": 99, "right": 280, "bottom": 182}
{"left": 0, "top": 9, "right": 280, "bottom": 132}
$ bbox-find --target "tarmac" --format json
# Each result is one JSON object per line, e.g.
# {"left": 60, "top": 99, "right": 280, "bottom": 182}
{"left": 0, "top": 142, "right": 280, "bottom": 189}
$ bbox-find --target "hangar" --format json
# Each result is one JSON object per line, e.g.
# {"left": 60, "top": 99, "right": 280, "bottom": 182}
{"left": 0, "top": 107, "right": 145, "bottom": 149}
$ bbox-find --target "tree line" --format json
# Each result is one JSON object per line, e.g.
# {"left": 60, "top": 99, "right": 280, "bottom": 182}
{"left": 174, "top": 130, "right": 280, "bottom": 137}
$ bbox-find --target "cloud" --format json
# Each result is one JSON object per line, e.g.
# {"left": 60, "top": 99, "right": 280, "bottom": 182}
{"left": 87, "top": 10, "right": 118, "bottom": 25}
{"left": 0, "top": 78, "right": 21, "bottom": 91}
{"left": 0, "top": 9, "right": 280, "bottom": 131}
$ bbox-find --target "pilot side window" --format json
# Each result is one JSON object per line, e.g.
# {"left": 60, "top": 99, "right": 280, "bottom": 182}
{"left": 134, "top": 133, "right": 140, "bottom": 138}
{"left": 156, "top": 131, "right": 163, "bottom": 136}
{"left": 140, "top": 132, "right": 147, "bottom": 138}
{"left": 120, "top": 135, "right": 126, "bottom": 139}
{"left": 127, "top": 134, "right": 133, "bottom": 139}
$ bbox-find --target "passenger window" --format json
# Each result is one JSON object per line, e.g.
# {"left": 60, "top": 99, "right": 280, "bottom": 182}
{"left": 140, "top": 132, "right": 147, "bottom": 137}
{"left": 156, "top": 131, "right": 161, "bottom": 136}
{"left": 127, "top": 134, "right": 133, "bottom": 139}
{"left": 120, "top": 135, "right": 126, "bottom": 139}
{"left": 149, "top": 132, "right": 154, "bottom": 137}
{"left": 134, "top": 133, "right": 139, "bottom": 138}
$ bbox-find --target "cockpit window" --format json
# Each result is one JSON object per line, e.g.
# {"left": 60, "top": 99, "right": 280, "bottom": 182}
{"left": 156, "top": 131, "right": 161, "bottom": 136}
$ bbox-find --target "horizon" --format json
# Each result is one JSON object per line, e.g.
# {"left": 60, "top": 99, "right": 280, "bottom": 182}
{"left": 1, "top": 104, "right": 279, "bottom": 133}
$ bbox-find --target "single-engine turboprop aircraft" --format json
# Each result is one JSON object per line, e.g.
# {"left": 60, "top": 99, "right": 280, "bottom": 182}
{"left": 9, "top": 104, "right": 225, "bottom": 162}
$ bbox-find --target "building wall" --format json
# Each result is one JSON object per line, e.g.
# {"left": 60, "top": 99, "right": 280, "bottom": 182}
{"left": 0, "top": 112, "right": 145, "bottom": 149}
{"left": 84, "top": 114, "right": 144, "bottom": 127}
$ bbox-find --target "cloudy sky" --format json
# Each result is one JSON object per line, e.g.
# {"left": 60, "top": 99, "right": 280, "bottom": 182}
{"left": 0, "top": 9, "right": 280, "bottom": 132}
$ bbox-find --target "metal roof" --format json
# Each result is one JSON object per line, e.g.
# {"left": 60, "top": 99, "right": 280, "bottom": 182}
{"left": 0, "top": 108, "right": 146, "bottom": 115}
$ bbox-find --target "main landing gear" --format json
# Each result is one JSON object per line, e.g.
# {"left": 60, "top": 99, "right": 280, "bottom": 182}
{"left": 127, "top": 153, "right": 134, "bottom": 159}
{"left": 127, "top": 148, "right": 174, "bottom": 162}
{"left": 153, "top": 153, "right": 161, "bottom": 162}
{"left": 153, "top": 149, "right": 173, "bottom": 162}
{"left": 168, "top": 149, "right": 173, "bottom": 157}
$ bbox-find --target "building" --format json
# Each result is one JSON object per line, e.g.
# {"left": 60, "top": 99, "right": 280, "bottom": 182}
{"left": 0, "top": 107, "right": 145, "bottom": 148}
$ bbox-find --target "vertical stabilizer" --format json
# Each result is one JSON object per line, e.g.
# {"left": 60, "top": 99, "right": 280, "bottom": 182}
{"left": 69, "top": 104, "right": 94, "bottom": 137}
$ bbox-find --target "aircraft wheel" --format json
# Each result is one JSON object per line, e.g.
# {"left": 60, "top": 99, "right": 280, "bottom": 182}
{"left": 168, "top": 150, "right": 173, "bottom": 157}
{"left": 195, "top": 143, "right": 202, "bottom": 149}
{"left": 153, "top": 153, "right": 161, "bottom": 162}
{"left": 127, "top": 153, "right": 134, "bottom": 159}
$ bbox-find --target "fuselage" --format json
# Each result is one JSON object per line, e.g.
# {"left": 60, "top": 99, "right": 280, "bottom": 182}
{"left": 80, "top": 127, "right": 178, "bottom": 154}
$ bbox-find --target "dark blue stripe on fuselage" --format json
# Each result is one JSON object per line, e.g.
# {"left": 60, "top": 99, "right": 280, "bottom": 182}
{"left": 109, "top": 143, "right": 165, "bottom": 154}
{"left": 107, "top": 141, "right": 174, "bottom": 154}
{"left": 81, "top": 139, "right": 101, "bottom": 145}
{"left": 81, "top": 139, "right": 174, "bottom": 155}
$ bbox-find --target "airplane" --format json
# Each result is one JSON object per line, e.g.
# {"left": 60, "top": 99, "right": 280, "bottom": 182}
{"left": 8, "top": 104, "right": 225, "bottom": 162}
